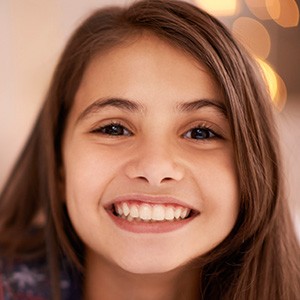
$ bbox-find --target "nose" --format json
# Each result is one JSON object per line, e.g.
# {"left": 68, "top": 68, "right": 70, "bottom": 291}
{"left": 124, "top": 140, "right": 184, "bottom": 186}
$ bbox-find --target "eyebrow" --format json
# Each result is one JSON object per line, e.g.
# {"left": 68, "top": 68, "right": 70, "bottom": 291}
{"left": 76, "top": 97, "right": 146, "bottom": 124}
{"left": 177, "top": 99, "right": 227, "bottom": 117}
{"left": 76, "top": 97, "right": 227, "bottom": 124}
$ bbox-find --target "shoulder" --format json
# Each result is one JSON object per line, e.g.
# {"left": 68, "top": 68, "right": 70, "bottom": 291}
{"left": 0, "top": 256, "right": 51, "bottom": 299}
{"left": 0, "top": 256, "right": 80, "bottom": 300}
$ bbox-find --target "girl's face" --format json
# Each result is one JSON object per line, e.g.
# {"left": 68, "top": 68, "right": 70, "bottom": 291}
{"left": 62, "top": 35, "right": 239, "bottom": 274}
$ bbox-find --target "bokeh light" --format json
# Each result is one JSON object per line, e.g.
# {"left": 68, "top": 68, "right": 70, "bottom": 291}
{"left": 246, "top": 0, "right": 299, "bottom": 27}
{"left": 257, "top": 58, "right": 278, "bottom": 100}
{"left": 194, "top": 0, "right": 239, "bottom": 16}
{"left": 256, "top": 58, "right": 287, "bottom": 110}
{"left": 266, "top": 0, "right": 299, "bottom": 27}
{"left": 232, "top": 17, "right": 271, "bottom": 59}
{"left": 273, "top": 73, "right": 287, "bottom": 111}
{"left": 265, "top": 0, "right": 281, "bottom": 19}
{"left": 245, "top": 0, "right": 272, "bottom": 20}
{"left": 193, "top": 0, "right": 292, "bottom": 111}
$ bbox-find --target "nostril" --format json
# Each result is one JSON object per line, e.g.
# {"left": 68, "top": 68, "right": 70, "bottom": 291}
{"left": 135, "top": 176, "right": 175, "bottom": 185}
{"left": 162, "top": 177, "right": 173, "bottom": 182}
{"left": 136, "top": 176, "right": 149, "bottom": 182}
{"left": 159, "top": 177, "right": 180, "bottom": 185}
{"left": 124, "top": 156, "right": 184, "bottom": 186}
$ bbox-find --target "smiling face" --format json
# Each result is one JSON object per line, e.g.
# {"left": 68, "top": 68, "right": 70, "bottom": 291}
{"left": 62, "top": 35, "right": 239, "bottom": 274}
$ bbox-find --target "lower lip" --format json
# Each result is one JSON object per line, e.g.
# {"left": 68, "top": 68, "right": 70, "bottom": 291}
{"left": 107, "top": 210, "right": 197, "bottom": 233}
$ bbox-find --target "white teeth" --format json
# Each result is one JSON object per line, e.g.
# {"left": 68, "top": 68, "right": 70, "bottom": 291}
{"left": 129, "top": 205, "right": 139, "bottom": 218}
{"left": 127, "top": 215, "right": 134, "bottom": 222}
{"left": 116, "top": 205, "right": 123, "bottom": 216}
{"left": 174, "top": 207, "right": 182, "bottom": 219}
{"left": 139, "top": 204, "right": 152, "bottom": 221}
{"left": 122, "top": 203, "right": 130, "bottom": 216}
{"left": 165, "top": 206, "right": 175, "bottom": 220}
{"left": 180, "top": 208, "right": 188, "bottom": 219}
{"left": 152, "top": 205, "right": 165, "bottom": 221}
{"left": 114, "top": 202, "right": 191, "bottom": 222}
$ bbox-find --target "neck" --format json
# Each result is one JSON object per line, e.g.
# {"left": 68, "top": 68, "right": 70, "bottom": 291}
{"left": 83, "top": 252, "right": 201, "bottom": 300}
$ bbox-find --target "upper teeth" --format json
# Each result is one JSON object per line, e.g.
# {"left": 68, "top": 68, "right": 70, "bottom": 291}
{"left": 114, "top": 202, "right": 190, "bottom": 222}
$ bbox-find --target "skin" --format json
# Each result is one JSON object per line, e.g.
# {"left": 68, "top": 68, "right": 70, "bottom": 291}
{"left": 62, "top": 34, "right": 239, "bottom": 300}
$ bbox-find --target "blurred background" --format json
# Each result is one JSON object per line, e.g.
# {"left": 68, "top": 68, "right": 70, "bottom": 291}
{"left": 0, "top": 0, "right": 299, "bottom": 237}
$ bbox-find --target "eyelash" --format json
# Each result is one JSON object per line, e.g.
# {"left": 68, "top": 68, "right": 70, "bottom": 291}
{"left": 90, "top": 122, "right": 222, "bottom": 140}
{"left": 182, "top": 124, "right": 222, "bottom": 140}
{"left": 90, "top": 122, "right": 133, "bottom": 136}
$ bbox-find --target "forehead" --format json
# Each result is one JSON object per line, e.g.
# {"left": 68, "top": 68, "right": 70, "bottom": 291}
{"left": 73, "top": 34, "right": 223, "bottom": 114}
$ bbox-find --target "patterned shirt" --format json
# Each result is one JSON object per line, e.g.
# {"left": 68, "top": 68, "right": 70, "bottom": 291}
{"left": 0, "top": 257, "right": 81, "bottom": 300}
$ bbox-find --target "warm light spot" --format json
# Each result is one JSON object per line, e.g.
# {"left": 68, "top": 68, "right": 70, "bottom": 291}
{"left": 273, "top": 73, "right": 287, "bottom": 111}
{"left": 271, "top": 0, "right": 299, "bottom": 28}
{"left": 256, "top": 58, "right": 278, "bottom": 101}
{"left": 232, "top": 17, "right": 271, "bottom": 59}
{"left": 256, "top": 58, "right": 286, "bottom": 111}
{"left": 266, "top": 0, "right": 281, "bottom": 20}
{"left": 245, "top": 0, "right": 271, "bottom": 20}
{"left": 195, "top": 0, "right": 239, "bottom": 16}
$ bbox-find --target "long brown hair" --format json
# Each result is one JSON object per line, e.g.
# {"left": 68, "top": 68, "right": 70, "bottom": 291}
{"left": 1, "top": 0, "right": 299, "bottom": 299}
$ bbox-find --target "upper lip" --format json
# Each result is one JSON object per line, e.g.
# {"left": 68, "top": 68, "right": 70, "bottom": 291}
{"left": 105, "top": 194, "right": 199, "bottom": 212}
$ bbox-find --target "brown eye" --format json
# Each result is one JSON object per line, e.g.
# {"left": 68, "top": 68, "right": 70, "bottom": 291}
{"left": 184, "top": 127, "right": 218, "bottom": 140}
{"left": 92, "top": 123, "right": 132, "bottom": 136}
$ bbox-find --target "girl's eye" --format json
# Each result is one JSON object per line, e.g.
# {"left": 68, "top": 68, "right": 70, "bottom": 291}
{"left": 91, "top": 123, "right": 132, "bottom": 136}
{"left": 183, "top": 127, "right": 218, "bottom": 140}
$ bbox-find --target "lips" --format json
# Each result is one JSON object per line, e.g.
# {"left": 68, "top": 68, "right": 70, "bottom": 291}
{"left": 105, "top": 195, "right": 199, "bottom": 233}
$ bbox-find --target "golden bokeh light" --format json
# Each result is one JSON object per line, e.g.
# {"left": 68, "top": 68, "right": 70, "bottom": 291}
{"left": 257, "top": 58, "right": 278, "bottom": 100}
{"left": 194, "top": 0, "right": 239, "bottom": 16}
{"left": 273, "top": 73, "right": 287, "bottom": 111}
{"left": 265, "top": 0, "right": 281, "bottom": 19}
{"left": 196, "top": 0, "right": 291, "bottom": 111}
{"left": 245, "top": 0, "right": 272, "bottom": 20}
{"left": 266, "top": 0, "right": 299, "bottom": 27}
{"left": 232, "top": 17, "right": 271, "bottom": 59}
{"left": 256, "top": 58, "right": 287, "bottom": 111}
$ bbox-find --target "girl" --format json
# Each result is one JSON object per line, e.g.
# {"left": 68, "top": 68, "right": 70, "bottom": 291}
{"left": 0, "top": 0, "right": 299, "bottom": 299}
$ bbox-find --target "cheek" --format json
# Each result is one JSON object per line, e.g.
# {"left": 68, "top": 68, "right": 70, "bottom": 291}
{"left": 62, "top": 143, "right": 121, "bottom": 246}
{"left": 184, "top": 150, "right": 239, "bottom": 255}
{"left": 63, "top": 143, "right": 119, "bottom": 202}
{"left": 62, "top": 145, "right": 117, "bottom": 238}
{"left": 192, "top": 149, "right": 239, "bottom": 223}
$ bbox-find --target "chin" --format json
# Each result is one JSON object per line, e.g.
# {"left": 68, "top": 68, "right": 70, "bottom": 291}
{"left": 115, "top": 253, "right": 189, "bottom": 275}
{"left": 119, "top": 263, "right": 179, "bottom": 275}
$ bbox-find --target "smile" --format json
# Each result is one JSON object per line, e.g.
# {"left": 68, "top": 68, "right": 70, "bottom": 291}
{"left": 106, "top": 196, "right": 199, "bottom": 233}
{"left": 113, "top": 202, "right": 191, "bottom": 222}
